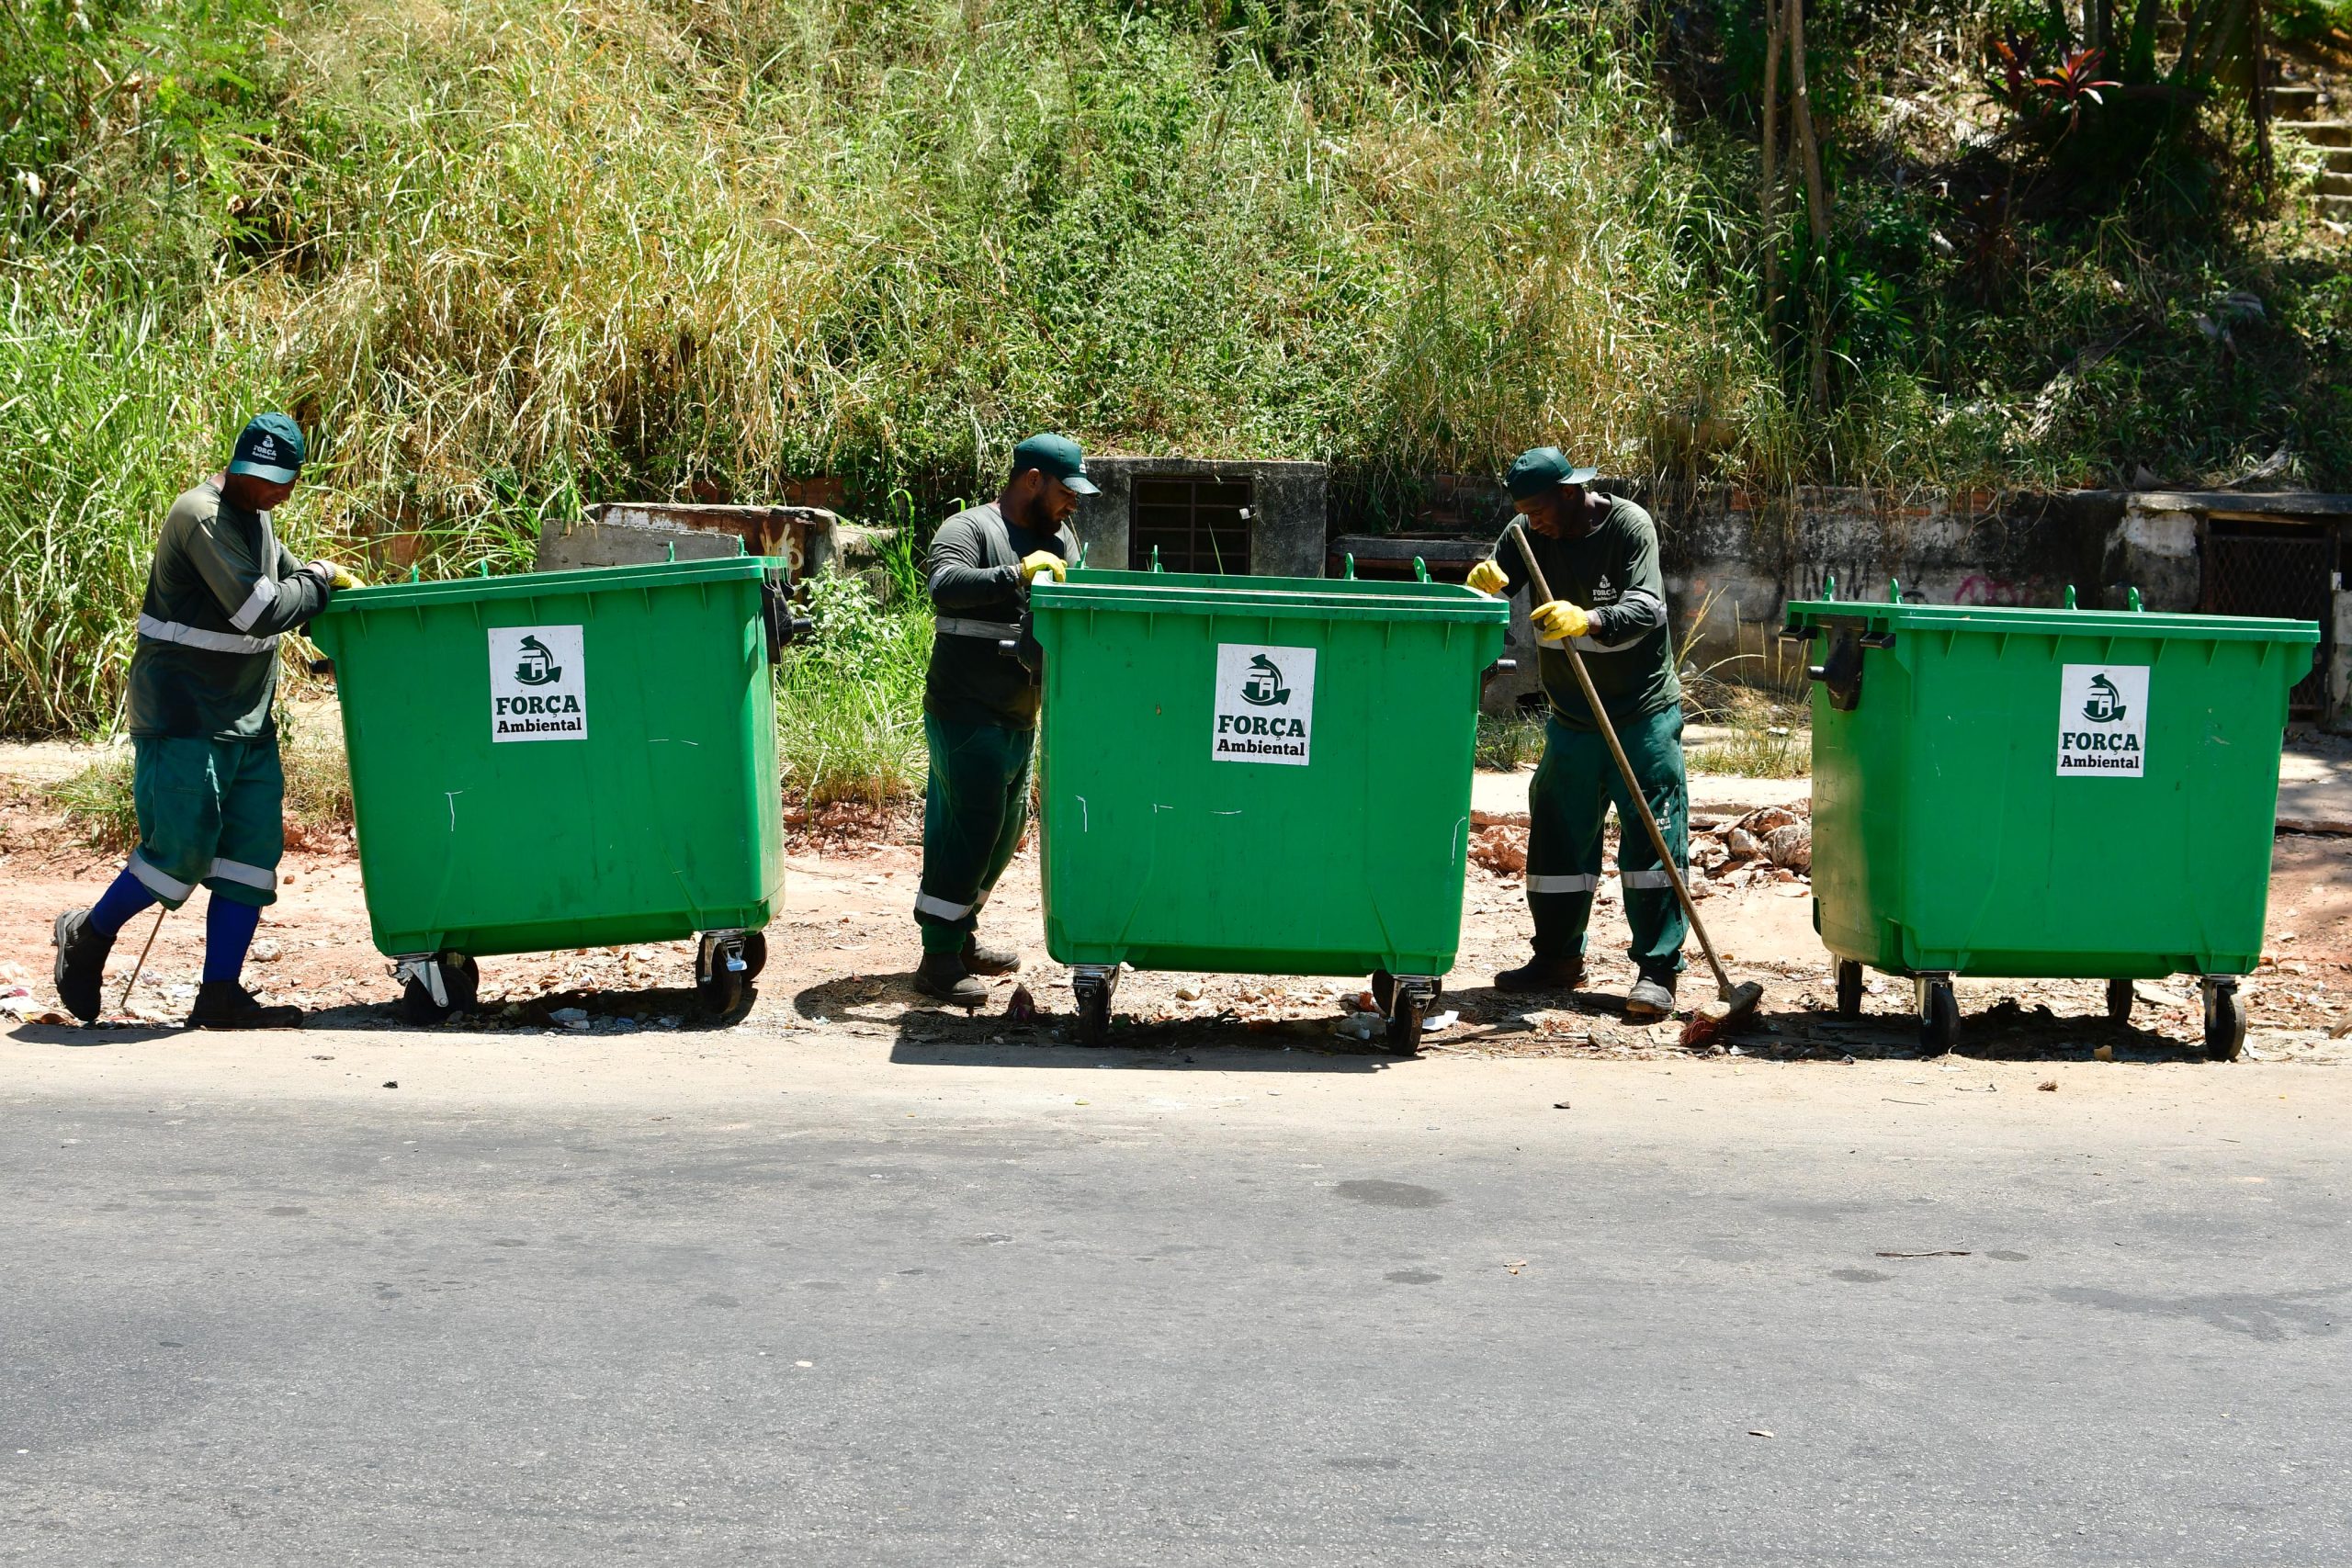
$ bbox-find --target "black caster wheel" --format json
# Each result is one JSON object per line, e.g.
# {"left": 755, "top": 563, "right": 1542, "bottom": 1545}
{"left": 2106, "top": 978, "right": 2134, "bottom": 1025}
{"left": 400, "top": 953, "right": 478, "bottom": 1025}
{"left": 2202, "top": 980, "right": 2245, "bottom": 1062}
{"left": 1918, "top": 979, "right": 1959, "bottom": 1056}
{"left": 740, "top": 931, "right": 768, "bottom": 982}
{"left": 1075, "top": 982, "right": 1112, "bottom": 1048}
{"left": 1835, "top": 960, "right": 1863, "bottom": 1020}
{"left": 1370, "top": 969, "right": 1395, "bottom": 1014}
{"left": 695, "top": 934, "right": 750, "bottom": 1020}
{"left": 1385, "top": 991, "right": 1427, "bottom": 1056}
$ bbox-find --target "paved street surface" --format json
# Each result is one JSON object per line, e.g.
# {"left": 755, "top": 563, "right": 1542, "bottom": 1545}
{"left": 5, "top": 1031, "right": 2347, "bottom": 1564}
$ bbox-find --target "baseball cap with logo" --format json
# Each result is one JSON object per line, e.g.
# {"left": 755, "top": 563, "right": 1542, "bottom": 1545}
{"left": 1506, "top": 446, "right": 1600, "bottom": 499}
{"left": 227, "top": 412, "right": 307, "bottom": 485}
{"left": 1012, "top": 433, "right": 1099, "bottom": 496}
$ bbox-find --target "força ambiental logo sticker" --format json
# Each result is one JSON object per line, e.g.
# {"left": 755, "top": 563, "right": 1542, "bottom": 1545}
{"left": 489, "top": 625, "right": 587, "bottom": 742}
{"left": 1213, "top": 643, "right": 1315, "bottom": 765}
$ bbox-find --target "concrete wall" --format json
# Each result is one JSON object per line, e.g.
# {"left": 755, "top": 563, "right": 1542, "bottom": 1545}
{"left": 1072, "top": 457, "right": 1327, "bottom": 578}
{"left": 539, "top": 503, "right": 840, "bottom": 581}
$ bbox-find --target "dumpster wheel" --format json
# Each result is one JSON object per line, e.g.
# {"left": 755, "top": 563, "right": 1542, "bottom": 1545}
{"left": 740, "top": 931, "right": 768, "bottom": 982}
{"left": 696, "top": 931, "right": 752, "bottom": 1021}
{"left": 1835, "top": 961, "right": 1864, "bottom": 1020}
{"left": 2200, "top": 977, "right": 2246, "bottom": 1062}
{"left": 1381, "top": 976, "right": 1441, "bottom": 1056}
{"left": 398, "top": 953, "right": 478, "bottom": 1026}
{"left": 2105, "top": 978, "right": 2134, "bottom": 1025}
{"left": 1071, "top": 966, "right": 1117, "bottom": 1048}
{"left": 1917, "top": 975, "right": 1959, "bottom": 1056}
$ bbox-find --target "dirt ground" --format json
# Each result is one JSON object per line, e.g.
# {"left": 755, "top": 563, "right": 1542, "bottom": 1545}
{"left": 5, "top": 758, "right": 2349, "bottom": 1069}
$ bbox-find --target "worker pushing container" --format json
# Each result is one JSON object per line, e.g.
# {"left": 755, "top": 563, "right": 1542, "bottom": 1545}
{"left": 1781, "top": 580, "right": 2319, "bottom": 1059}
{"left": 1027, "top": 563, "right": 1510, "bottom": 1052}
{"left": 309, "top": 555, "right": 799, "bottom": 1021}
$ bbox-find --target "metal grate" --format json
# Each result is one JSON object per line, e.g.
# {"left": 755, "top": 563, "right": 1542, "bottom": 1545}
{"left": 2199, "top": 522, "right": 2332, "bottom": 716}
{"left": 1130, "top": 478, "right": 1252, "bottom": 574}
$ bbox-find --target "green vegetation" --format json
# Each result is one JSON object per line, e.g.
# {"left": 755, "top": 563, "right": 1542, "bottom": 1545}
{"left": 6, "top": 0, "right": 2349, "bottom": 740}
{"left": 775, "top": 566, "right": 933, "bottom": 808}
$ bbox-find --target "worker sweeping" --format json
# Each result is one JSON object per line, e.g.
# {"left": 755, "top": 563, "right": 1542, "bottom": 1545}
{"left": 1467, "top": 447, "right": 1690, "bottom": 1021}
{"left": 910, "top": 434, "right": 1093, "bottom": 1005}
{"left": 51, "top": 413, "right": 359, "bottom": 1029}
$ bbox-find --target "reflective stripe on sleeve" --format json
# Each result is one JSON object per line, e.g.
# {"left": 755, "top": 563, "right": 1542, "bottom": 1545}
{"left": 208, "top": 858, "right": 277, "bottom": 892}
{"left": 137, "top": 615, "right": 280, "bottom": 656}
{"left": 1523, "top": 873, "right": 1599, "bottom": 895}
{"left": 914, "top": 892, "right": 973, "bottom": 920}
{"left": 228, "top": 575, "right": 280, "bottom": 633}
{"left": 129, "top": 851, "right": 196, "bottom": 902}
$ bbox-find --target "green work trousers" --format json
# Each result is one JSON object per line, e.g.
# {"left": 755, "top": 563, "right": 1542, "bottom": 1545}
{"left": 126, "top": 734, "right": 285, "bottom": 910}
{"left": 1524, "top": 704, "right": 1689, "bottom": 982}
{"left": 915, "top": 715, "right": 1035, "bottom": 955}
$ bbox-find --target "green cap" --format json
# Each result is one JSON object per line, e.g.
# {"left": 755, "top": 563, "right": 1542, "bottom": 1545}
{"left": 1012, "top": 433, "right": 1099, "bottom": 496}
{"left": 227, "top": 412, "right": 307, "bottom": 484}
{"left": 1506, "top": 446, "right": 1598, "bottom": 499}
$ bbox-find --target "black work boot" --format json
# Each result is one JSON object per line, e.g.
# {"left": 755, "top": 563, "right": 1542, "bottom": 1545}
{"left": 187, "top": 982, "right": 303, "bottom": 1031}
{"left": 1624, "top": 974, "right": 1678, "bottom": 1021}
{"left": 914, "top": 953, "right": 989, "bottom": 1007}
{"left": 1493, "top": 954, "right": 1587, "bottom": 995}
{"left": 962, "top": 937, "right": 1021, "bottom": 976}
{"left": 52, "top": 908, "right": 115, "bottom": 1024}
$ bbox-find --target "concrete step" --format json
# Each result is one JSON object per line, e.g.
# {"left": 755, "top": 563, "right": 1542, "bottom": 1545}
{"left": 2298, "top": 119, "right": 2352, "bottom": 147}
{"left": 2326, "top": 147, "right": 2352, "bottom": 173}
{"left": 2317, "top": 171, "right": 2352, "bottom": 197}
{"left": 2269, "top": 84, "right": 2326, "bottom": 120}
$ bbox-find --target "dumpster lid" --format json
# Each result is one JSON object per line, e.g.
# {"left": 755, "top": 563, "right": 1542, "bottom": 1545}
{"left": 1035, "top": 570, "right": 1509, "bottom": 625}
{"left": 1784, "top": 598, "right": 2319, "bottom": 644}
{"left": 316, "top": 556, "right": 779, "bottom": 615}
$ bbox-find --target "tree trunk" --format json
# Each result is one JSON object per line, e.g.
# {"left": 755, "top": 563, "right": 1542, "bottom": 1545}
{"left": 1759, "top": 0, "right": 1785, "bottom": 338}
{"left": 1784, "top": 0, "right": 1831, "bottom": 404}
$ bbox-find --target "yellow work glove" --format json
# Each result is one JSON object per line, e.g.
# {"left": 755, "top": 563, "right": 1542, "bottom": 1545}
{"left": 1530, "top": 600, "right": 1590, "bottom": 641}
{"left": 1465, "top": 558, "right": 1509, "bottom": 597}
{"left": 318, "top": 560, "right": 366, "bottom": 591}
{"left": 1019, "top": 550, "right": 1067, "bottom": 585}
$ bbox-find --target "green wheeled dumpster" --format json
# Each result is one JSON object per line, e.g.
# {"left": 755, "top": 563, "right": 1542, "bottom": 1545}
{"left": 309, "top": 556, "right": 797, "bottom": 1022}
{"left": 1781, "top": 583, "right": 2318, "bottom": 1059}
{"left": 1027, "top": 568, "right": 1510, "bottom": 1053}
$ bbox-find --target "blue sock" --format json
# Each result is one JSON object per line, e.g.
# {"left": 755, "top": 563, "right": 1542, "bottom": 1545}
{"left": 89, "top": 867, "right": 159, "bottom": 937}
{"left": 203, "top": 896, "right": 263, "bottom": 986}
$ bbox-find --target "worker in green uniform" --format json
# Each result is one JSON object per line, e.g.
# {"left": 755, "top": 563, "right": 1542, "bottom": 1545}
{"left": 911, "top": 433, "right": 1092, "bottom": 1005}
{"left": 51, "top": 413, "right": 358, "bottom": 1029}
{"left": 1466, "top": 447, "right": 1689, "bottom": 1021}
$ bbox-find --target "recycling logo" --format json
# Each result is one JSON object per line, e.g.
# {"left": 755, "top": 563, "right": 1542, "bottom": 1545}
{"left": 2080, "top": 672, "right": 2126, "bottom": 724}
{"left": 513, "top": 634, "right": 564, "bottom": 687}
{"left": 1239, "top": 654, "right": 1290, "bottom": 707}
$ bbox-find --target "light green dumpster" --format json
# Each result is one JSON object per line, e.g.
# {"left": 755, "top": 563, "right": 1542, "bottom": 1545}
{"left": 1781, "top": 583, "right": 2318, "bottom": 1058}
{"left": 310, "top": 557, "right": 793, "bottom": 1021}
{"left": 1028, "top": 567, "right": 1510, "bottom": 1052}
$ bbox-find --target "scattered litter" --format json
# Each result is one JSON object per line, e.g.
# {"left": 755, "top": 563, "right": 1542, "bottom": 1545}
{"left": 1173, "top": 983, "right": 1203, "bottom": 1002}
{"left": 2093, "top": 1044, "right": 2114, "bottom": 1062}
{"left": 1421, "top": 1010, "right": 1459, "bottom": 1034}
{"left": 1876, "top": 1250, "right": 1970, "bottom": 1259}
{"left": 1004, "top": 984, "right": 1037, "bottom": 1023}
{"left": 2037, "top": 1079, "right": 2058, "bottom": 1092}
{"left": 1748, "top": 1429, "right": 1775, "bottom": 1438}
{"left": 381, "top": 1080, "right": 399, "bottom": 1089}
{"left": 1552, "top": 1101, "right": 1572, "bottom": 1111}
{"left": 1503, "top": 1259, "right": 1528, "bottom": 1275}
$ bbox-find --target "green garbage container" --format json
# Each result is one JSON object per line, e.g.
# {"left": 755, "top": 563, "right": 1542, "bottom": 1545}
{"left": 1028, "top": 567, "right": 1510, "bottom": 1052}
{"left": 309, "top": 556, "right": 793, "bottom": 1022}
{"left": 1781, "top": 582, "right": 2318, "bottom": 1059}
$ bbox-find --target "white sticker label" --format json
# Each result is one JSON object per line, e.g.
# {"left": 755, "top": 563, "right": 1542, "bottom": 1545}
{"left": 489, "top": 625, "right": 588, "bottom": 743}
{"left": 2056, "top": 663, "right": 2147, "bottom": 777}
{"left": 1211, "top": 643, "right": 1317, "bottom": 766}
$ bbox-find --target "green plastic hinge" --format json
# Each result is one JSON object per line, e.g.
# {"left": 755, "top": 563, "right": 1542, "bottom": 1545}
{"left": 1413, "top": 557, "right": 1430, "bottom": 583}
{"left": 1342, "top": 553, "right": 1356, "bottom": 581}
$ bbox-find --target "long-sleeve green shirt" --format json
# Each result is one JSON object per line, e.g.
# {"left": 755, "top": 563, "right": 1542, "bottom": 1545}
{"left": 127, "top": 479, "right": 334, "bottom": 740}
{"left": 1494, "top": 491, "right": 1680, "bottom": 731}
{"left": 922, "top": 501, "right": 1077, "bottom": 730}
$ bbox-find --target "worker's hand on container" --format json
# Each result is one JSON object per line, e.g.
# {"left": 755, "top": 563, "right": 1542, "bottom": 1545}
{"left": 1465, "top": 558, "right": 1509, "bottom": 597}
{"left": 1530, "top": 600, "right": 1590, "bottom": 641}
{"left": 317, "top": 559, "right": 366, "bottom": 591}
{"left": 1019, "top": 550, "right": 1067, "bottom": 585}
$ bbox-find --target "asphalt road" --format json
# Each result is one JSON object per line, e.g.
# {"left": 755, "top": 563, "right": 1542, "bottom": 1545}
{"left": 4, "top": 1031, "right": 2348, "bottom": 1565}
